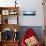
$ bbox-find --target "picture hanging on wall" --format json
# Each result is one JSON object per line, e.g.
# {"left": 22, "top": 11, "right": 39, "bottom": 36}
{"left": 23, "top": 11, "right": 36, "bottom": 16}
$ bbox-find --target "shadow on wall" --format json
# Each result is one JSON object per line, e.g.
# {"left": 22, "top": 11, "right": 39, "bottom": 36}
{"left": 18, "top": 26, "right": 43, "bottom": 44}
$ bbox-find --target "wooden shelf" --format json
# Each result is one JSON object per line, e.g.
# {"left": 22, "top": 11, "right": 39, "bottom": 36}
{"left": 0, "top": 40, "right": 19, "bottom": 46}
{"left": 0, "top": 24, "right": 20, "bottom": 32}
{"left": 0, "top": 7, "right": 19, "bottom": 10}
{"left": 0, "top": 7, "right": 20, "bottom": 46}
{"left": 0, "top": 7, "right": 19, "bottom": 16}
{"left": 2, "top": 40, "right": 19, "bottom": 42}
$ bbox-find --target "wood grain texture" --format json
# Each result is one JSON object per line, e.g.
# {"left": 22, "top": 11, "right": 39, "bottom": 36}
{"left": 0, "top": 7, "right": 20, "bottom": 46}
{"left": 0, "top": 24, "right": 20, "bottom": 32}
{"left": 44, "top": 0, "right": 46, "bottom": 26}
{"left": 0, "top": 41, "right": 19, "bottom": 46}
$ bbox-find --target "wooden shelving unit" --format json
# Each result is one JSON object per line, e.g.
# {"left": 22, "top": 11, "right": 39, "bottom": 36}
{"left": 0, "top": 7, "right": 20, "bottom": 46}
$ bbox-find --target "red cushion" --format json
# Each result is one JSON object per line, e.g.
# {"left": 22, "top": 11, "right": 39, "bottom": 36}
{"left": 21, "top": 28, "right": 41, "bottom": 46}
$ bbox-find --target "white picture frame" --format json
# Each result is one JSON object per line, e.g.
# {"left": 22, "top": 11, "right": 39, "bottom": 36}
{"left": 2, "top": 10, "right": 9, "bottom": 15}
{"left": 8, "top": 16, "right": 18, "bottom": 24}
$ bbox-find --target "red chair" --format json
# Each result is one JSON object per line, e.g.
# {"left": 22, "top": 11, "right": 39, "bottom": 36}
{"left": 21, "top": 28, "right": 41, "bottom": 46}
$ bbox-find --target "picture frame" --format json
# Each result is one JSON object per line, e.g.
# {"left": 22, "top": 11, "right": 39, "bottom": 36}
{"left": 2, "top": 10, "right": 9, "bottom": 15}
{"left": 9, "top": 10, "right": 18, "bottom": 15}
{"left": 23, "top": 11, "right": 36, "bottom": 16}
{"left": 8, "top": 16, "right": 18, "bottom": 24}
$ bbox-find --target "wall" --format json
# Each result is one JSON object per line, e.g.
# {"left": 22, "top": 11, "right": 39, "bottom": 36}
{"left": 44, "top": 0, "right": 46, "bottom": 26}
{"left": 18, "top": 0, "right": 44, "bottom": 26}
{"left": 0, "top": 0, "right": 15, "bottom": 7}
{"left": 0, "top": 0, "right": 44, "bottom": 26}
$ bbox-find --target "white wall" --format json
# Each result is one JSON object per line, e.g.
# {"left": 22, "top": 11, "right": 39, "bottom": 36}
{"left": 0, "top": 0, "right": 15, "bottom": 7}
{"left": 0, "top": 0, "right": 44, "bottom": 26}
{"left": 18, "top": 0, "right": 44, "bottom": 26}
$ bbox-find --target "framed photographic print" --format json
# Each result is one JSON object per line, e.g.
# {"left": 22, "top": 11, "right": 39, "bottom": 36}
{"left": 8, "top": 16, "right": 18, "bottom": 24}
{"left": 9, "top": 9, "right": 18, "bottom": 15}
{"left": 23, "top": 11, "right": 36, "bottom": 16}
{"left": 2, "top": 10, "right": 9, "bottom": 15}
